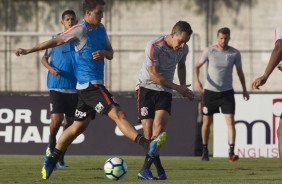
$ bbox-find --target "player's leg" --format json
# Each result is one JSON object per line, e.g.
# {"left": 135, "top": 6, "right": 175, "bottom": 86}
{"left": 42, "top": 117, "right": 91, "bottom": 179}
{"left": 137, "top": 119, "right": 155, "bottom": 180}
{"left": 221, "top": 90, "right": 238, "bottom": 162}
{"left": 56, "top": 116, "right": 74, "bottom": 168}
{"left": 42, "top": 91, "right": 91, "bottom": 180}
{"left": 46, "top": 113, "right": 64, "bottom": 157}
{"left": 57, "top": 93, "right": 77, "bottom": 168}
{"left": 201, "top": 115, "right": 213, "bottom": 161}
{"left": 277, "top": 115, "right": 282, "bottom": 167}
{"left": 224, "top": 114, "right": 238, "bottom": 162}
{"left": 46, "top": 91, "right": 64, "bottom": 157}
{"left": 201, "top": 89, "right": 219, "bottom": 161}
{"left": 152, "top": 110, "right": 169, "bottom": 180}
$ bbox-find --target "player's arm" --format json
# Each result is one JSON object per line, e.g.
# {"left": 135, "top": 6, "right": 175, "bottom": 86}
{"left": 41, "top": 49, "right": 60, "bottom": 76}
{"left": 252, "top": 39, "right": 282, "bottom": 89}
{"left": 177, "top": 62, "right": 186, "bottom": 85}
{"left": 92, "top": 44, "right": 113, "bottom": 60}
{"left": 15, "top": 36, "right": 65, "bottom": 56}
{"left": 147, "top": 65, "right": 193, "bottom": 99}
{"left": 194, "top": 49, "right": 208, "bottom": 93}
{"left": 92, "top": 30, "right": 114, "bottom": 60}
{"left": 236, "top": 66, "right": 249, "bottom": 100}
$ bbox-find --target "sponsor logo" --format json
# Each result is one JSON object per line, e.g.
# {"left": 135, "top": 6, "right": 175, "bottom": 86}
{"left": 75, "top": 110, "right": 87, "bottom": 118}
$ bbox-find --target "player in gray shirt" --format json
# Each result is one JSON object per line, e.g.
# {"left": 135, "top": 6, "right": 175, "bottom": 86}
{"left": 136, "top": 21, "right": 194, "bottom": 180}
{"left": 194, "top": 27, "right": 249, "bottom": 162}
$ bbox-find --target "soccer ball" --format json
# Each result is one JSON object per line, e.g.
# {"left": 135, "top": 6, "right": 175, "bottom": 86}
{"left": 104, "top": 157, "right": 127, "bottom": 180}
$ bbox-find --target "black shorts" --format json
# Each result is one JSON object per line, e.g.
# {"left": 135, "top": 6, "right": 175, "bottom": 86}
{"left": 137, "top": 87, "right": 172, "bottom": 120}
{"left": 49, "top": 90, "right": 78, "bottom": 117}
{"left": 74, "top": 84, "right": 119, "bottom": 121}
{"left": 202, "top": 89, "right": 235, "bottom": 115}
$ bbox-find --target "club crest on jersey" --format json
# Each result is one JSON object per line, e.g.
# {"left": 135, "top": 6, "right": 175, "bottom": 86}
{"left": 95, "top": 102, "right": 104, "bottom": 113}
{"left": 140, "top": 107, "right": 149, "bottom": 117}
{"left": 226, "top": 53, "right": 235, "bottom": 62}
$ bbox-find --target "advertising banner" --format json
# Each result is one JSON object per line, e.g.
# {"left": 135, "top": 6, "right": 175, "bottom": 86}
{"left": 214, "top": 94, "right": 282, "bottom": 158}
{"left": 0, "top": 95, "right": 198, "bottom": 156}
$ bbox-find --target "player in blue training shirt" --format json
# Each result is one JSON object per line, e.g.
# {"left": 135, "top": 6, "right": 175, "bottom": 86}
{"left": 41, "top": 10, "right": 78, "bottom": 168}
{"left": 15, "top": 0, "right": 166, "bottom": 180}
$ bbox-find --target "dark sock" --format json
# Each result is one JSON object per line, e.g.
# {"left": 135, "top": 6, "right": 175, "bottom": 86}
{"left": 49, "top": 134, "right": 56, "bottom": 150}
{"left": 229, "top": 144, "right": 235, "bottom": 155}
{"left": 142, "top": 154, "right": 154, "bottom": 169}
{"left": 203, "top": 144, "right": 208, "bottom": 152}
{"left": 153, "top": 155, "right": 164, "bottom": 173}
{"left": 59, "top": 152, "right": 65, "bottom": 163}
{"left": 135, "top": 134, "right": 150, "bottom": 150}
{"left": 52, "top": 148, "right": 63, "bottom": 162}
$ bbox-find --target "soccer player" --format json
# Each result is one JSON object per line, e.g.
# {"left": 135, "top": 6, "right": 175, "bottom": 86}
{"left": 194, "top": 27, "right": 249, "bottom": 162}
{"left": 15, "top": 0, "right": 166, "bottom": 180}
{"left": 136, "top": 21, "right": 194, "bottom": 180}
{"left": 252, "top": 25, "right": 282, "bottom": 167}
{"left": 41, "top": 10, "right": 78, "bottom": 168}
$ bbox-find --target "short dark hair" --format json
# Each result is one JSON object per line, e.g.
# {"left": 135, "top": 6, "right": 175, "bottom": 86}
{"left": 62, "top": 10, "right": 76, "bottom": 20}
{"left": 172, "top": 21, "right": 193, "bottom": 35}
{"left": 83, "top": 0, "right": 106, "bottom": 15}
{"left": 217, "top": 27, "right": 230, "bottom": 36}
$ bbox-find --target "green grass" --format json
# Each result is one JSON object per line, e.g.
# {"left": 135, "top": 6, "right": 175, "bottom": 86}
{"left": 0, "top": 155, "right": 282, "bottom": 184}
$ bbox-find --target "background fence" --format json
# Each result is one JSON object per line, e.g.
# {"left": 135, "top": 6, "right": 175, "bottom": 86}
{"left": 1, "top": 0, "right": 282, "bottom": 92}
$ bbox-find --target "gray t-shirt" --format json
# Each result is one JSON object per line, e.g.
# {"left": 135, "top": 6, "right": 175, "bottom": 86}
{"left": 198, "top": 44, "right": 242, "bottom": 92}
{"left": 136, "top": 36, "right": 189, "bottom": 93}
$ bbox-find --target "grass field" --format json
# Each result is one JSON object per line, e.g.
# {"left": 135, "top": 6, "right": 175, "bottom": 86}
{"left": 1, "top": 155, "right": 282, "bottom": 184}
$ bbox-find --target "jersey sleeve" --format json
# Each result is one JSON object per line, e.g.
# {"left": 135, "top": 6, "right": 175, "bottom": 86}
{"left": 61, "top": 24, "right": 84, "bottom": 43}
{"left": 197, "top": 47, "right": 209, "bottom": 65}
{"left": 234, "top": 50, "right": 242, "bottom": 68}
{"left": 145, "top": 41, "right": 161, "bottom": 67}
{"left": 275, "top": 25, "right": 282, "bottom": 41}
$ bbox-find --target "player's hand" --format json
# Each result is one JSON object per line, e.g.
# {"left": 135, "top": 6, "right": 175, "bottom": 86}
{"left": 243, "top": 90, "right": 249, "bottom": 101}
{"left": 15, "top": 48, "right": 29, "bottom": 56}
{"left": 92, "top": 50, "right": 105, "bottom": 60}
{"left": 194, "top": 81, "right": 203, "bottom": 93}
{"left": 50, "top": 67, "right": 60, "bottom": 76}
{"left": 252, "top": 75, "right": 268, "bottom": 89}
{"left": 176, "top": 84, "right": 195, "bottom": 100}
{"left": 277, "top": 63, "right": 282, "bottom": 71}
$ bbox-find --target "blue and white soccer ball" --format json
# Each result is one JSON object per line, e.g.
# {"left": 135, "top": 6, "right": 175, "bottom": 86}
{"left": 104, "top": 157, "right": 127, "bottom": 180}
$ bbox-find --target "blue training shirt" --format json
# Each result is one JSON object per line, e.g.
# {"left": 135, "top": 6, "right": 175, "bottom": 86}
{"left": 44, "top": 34, "right": 77, "bottom": 90}
{"left": 60, "top": 20, "right": 111, "bottom": 86}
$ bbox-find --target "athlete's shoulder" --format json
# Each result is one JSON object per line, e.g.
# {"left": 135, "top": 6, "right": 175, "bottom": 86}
{"left": 61, "top": 23, "right": 85, "bottom": 37}
{"left": 204, "top": 44, "right": 218, "bottom": 53}
{"left": 149, "top": 36, "right": 165, "bottom": 46}
{"left": 228, "top": 46, "right": 240, "bottom": 54}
